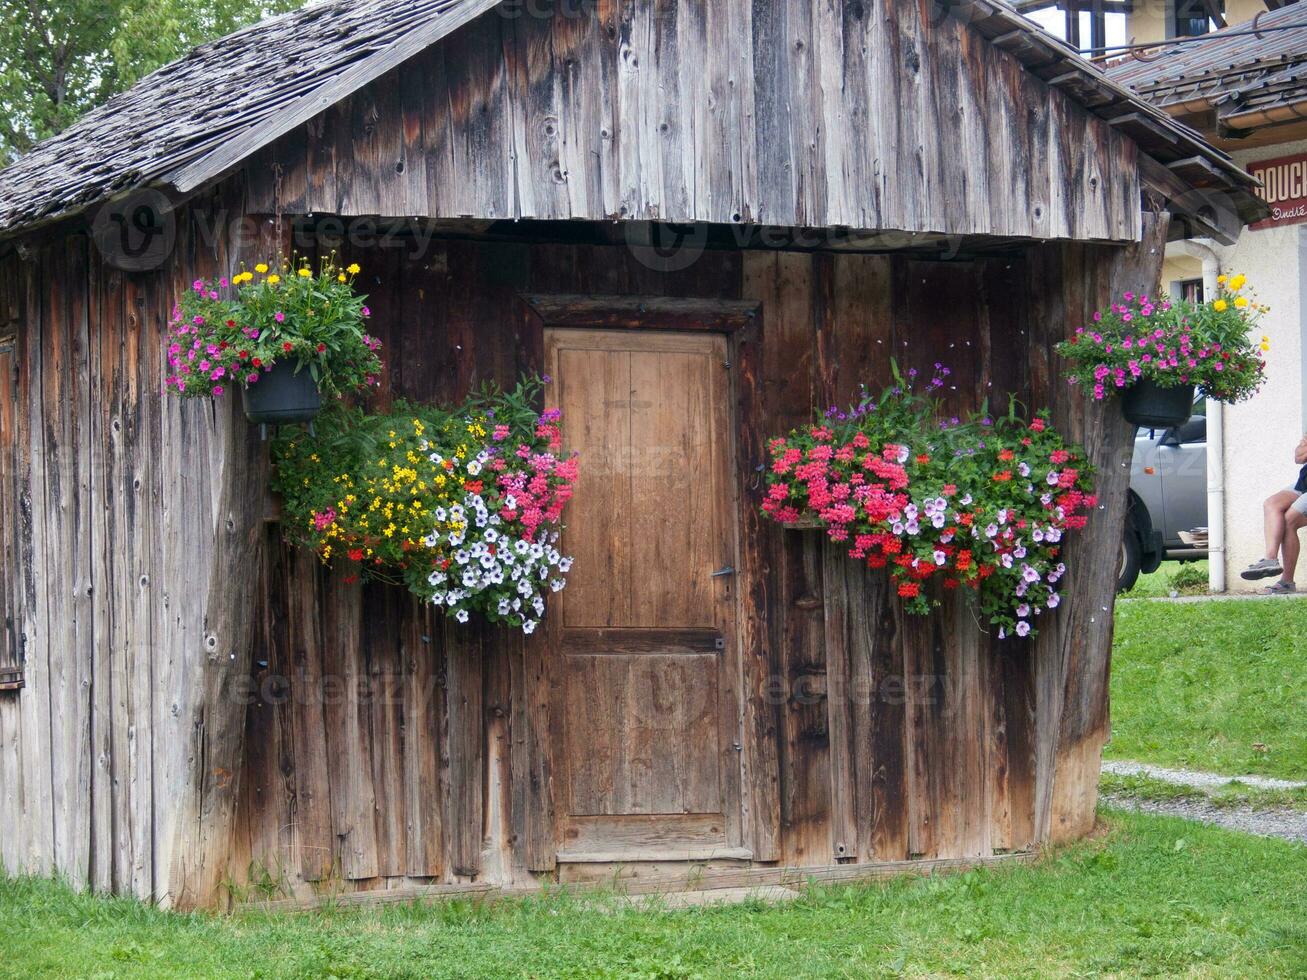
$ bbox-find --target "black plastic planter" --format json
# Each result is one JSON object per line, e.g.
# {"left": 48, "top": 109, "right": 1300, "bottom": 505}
{"left": 242, "top": 360, "right": 321, "bottom": 425}
{"left": 1119, "top": 379, "right": 1194, "bottom": 428}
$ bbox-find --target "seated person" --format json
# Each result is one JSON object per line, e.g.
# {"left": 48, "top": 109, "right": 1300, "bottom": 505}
{"left": 1242, "top": 433, "right": 1307, "bottom": 593}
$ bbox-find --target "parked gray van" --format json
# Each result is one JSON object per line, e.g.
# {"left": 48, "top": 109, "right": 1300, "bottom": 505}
{"left": 1121, "top": 408, "right": 1208, "bottom": 591}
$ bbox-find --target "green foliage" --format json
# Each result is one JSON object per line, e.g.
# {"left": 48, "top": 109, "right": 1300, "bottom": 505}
{"left": 1122, "top": 560, "right": 1211, "bottom": 599}
{"left": 2, "top": 811, "right": 1305, "bottom": 976}
{"left": 0, "top": 0, "right": 302, "bottom": 162}
{"left": 1110, "top": 598, "right": 1307, "bottom": 779}
{"left": 1167, "top": 561, "right": 1210, "bottom": 594}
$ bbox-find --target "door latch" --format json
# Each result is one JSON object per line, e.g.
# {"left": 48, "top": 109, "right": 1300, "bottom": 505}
{"left": 711, "top": 566, "right": 736, "bottom": 578}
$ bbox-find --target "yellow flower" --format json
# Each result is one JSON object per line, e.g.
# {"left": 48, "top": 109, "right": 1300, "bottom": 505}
{"left": 267, "top": 274, "right": 281, "bottom": 285}
{"left": 338, "top": 273, "right": 347, "bottom": 282}
{"left": 1261, "top": 342, "right": 1271, "bottom": 353}
{"left": 298, "top": 267, "right": 312, "bottom": 278}
{"left": 1217, "top": 274, "right": 1228, "bottom": 286}
{"left": 1234, "top": 296, "right": 1249, "bottom": 309}
{"left": 1230, "top": 273, "right": 1247, "bottom": 291}
{"left": 255, "top": 263, "right": 269, "bottom": 274}
{"left": 1213, "top": 299, "right": 1228, "bottom": 312}
{"left": 347, "top": 263, "right": 361, "bottom": 275}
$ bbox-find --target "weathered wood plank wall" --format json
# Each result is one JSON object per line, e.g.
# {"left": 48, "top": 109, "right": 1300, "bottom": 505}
{"left": 244, "top": 0, "right": 1141, "bottom": 243}
{"left": 215, "top": 233, "right": 1131, "bottom": 901}
{"left": 0, "top": 217, "right": 1160, "bottom": 905}
{"left": 0, "top": 191, "right": 271, "bottom": 904}
{"left": 0, "top": 188, "right": 1165, "bottom": 909}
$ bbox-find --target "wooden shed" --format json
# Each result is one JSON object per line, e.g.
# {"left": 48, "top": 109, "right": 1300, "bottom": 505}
{"left": 0, "top": 0, "right": 1263, "bottom": 909}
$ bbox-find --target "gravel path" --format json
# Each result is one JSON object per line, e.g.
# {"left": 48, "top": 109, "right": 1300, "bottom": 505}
{"left": 1102, "top": 760, "right": 1307, "bottom": 792}
{"left": 1101, "top": 760, "right": 1307, "bottom": 844}
{"left": 1100, "top": 793, "right": 1307, "bottom": 844}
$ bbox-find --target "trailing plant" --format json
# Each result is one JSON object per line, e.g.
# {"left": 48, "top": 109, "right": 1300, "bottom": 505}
{"left": 165, "top": 255, "right": 383, "bottom": 399}
{"left": 1056, "top": 274, "right": 1269, "bottom": 403}
{"left": 761, "top": 365, "right": 1095, "bottom": 638}
{"left": 271, "top": 378, "right": 578, "bottom": 634}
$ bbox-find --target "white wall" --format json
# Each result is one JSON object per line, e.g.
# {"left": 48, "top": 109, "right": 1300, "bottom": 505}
{"left": 1211, "top": 138, "right": 1307, "bottom": 589}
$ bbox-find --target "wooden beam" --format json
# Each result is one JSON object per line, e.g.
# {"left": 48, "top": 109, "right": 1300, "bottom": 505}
{"left": 1026, "top": 213, "right": 1171, "bottom": 845}
{"left": 164, "top": 395, "right": 269, "bottom": 909}
{"left": 248, "top": 851, "right": 1035, "bottom": 912}
{"left": 1137, "top": 153, "right": 1246, "bottom": 245}
{"left": 521, "top": 295, "right": 761, "bottom": 334}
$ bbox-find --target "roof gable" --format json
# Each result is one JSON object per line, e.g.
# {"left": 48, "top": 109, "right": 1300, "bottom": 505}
{"left": 0, "top": 0, "right": 1265, "bottom": 241}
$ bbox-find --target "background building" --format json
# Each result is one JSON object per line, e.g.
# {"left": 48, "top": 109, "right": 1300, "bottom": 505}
{"left": 1024, "top": 0, "right": 1307, "bottom": 591}
{"left": 1107, "top": 2, "right": 1307, "bottom": 591}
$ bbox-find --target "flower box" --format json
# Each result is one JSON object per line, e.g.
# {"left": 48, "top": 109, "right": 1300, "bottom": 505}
{"left": 781, "top": 515, "right": 825, "bottom": 530}
{"left": 166, "top": 257, "right": 382, "bottom": 424}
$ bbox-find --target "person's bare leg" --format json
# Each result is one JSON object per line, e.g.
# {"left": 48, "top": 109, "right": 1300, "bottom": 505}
{"left": 1282, "top": 510, "right": 1307, "bottom": 585}
{"left": 1263, "top": 490, "right": 1299, "bottom": 560}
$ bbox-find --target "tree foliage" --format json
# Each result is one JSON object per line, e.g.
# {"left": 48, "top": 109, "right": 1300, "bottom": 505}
{"left": 0, "top": 0, "right": 302, "bottom": 161}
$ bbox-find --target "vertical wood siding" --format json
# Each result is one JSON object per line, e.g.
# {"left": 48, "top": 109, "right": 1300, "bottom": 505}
{"left": 0, "top": 219, "right": 1164, "bottom": 905}
{"left": 0, "top": 192, "right": 273, "bottom": 902}
{"left": 215, "top": 234, "right": 1147, "bottom": 900}
{"left": 244, "top": 0, "right": 1140, "bottom": 243}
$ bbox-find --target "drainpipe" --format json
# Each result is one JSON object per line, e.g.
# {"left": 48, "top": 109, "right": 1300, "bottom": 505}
{"left": 1175, "top": 239, "right": 1227, "bottom": 593}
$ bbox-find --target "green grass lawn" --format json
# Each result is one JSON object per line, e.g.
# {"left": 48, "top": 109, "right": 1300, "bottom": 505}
{"left": 2, "top": 811, "right": 1305, "bottom": 979}
{"left": 1109, "top": 598, "right": 1307, "bottom": 780}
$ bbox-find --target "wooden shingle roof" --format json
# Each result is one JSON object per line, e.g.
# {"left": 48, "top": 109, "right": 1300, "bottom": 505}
{"left": 1106, "top": 4, "right": 1307, "bottom": 130}
{"left": 0, "top": 0, "right": 501, "bottom": 236}
{"left": 0, "top": 0, "right": 1266, "bottom": 239}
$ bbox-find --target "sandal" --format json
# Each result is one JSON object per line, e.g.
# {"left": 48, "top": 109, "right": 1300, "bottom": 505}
{"left": 1263, "top": 580, "right": 1297, "bottom": 595}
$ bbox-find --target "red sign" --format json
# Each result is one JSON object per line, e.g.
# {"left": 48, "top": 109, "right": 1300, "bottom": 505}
{"left": 1249, "top": 152, "right": 1307, "bottom": 230}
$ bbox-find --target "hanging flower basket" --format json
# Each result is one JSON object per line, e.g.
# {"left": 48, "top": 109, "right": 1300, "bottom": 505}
{"left": 165, "top": 256, "right": 383, "bottom": 425}
{"left": 1057, "top": 274, "right": 1269, "bottom": 425}
{"left": 761, "top": 363, "right": 1095, "bottom": 639}
{"left": 271, "top": 378, "right": 579, "bottom": 635}
{"left": 242, "top": 360, "right": 322, "bottom": 425}
{"left": 1118, "top": 379, "right": 1195, "bottom": 428}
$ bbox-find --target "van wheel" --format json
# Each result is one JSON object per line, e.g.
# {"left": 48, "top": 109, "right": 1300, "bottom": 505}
{"left": 1118, "top": 526, "right": 1142, "bottom": 593}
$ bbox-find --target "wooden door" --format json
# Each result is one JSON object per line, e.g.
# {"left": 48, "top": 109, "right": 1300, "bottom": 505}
{"left": 545, "top": 327, "right": 746, "bottom": 863}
